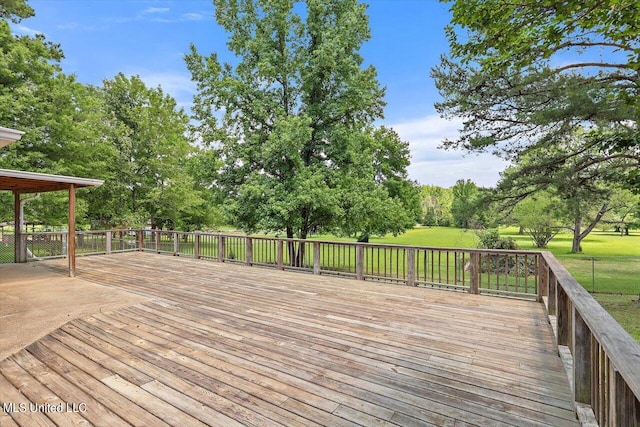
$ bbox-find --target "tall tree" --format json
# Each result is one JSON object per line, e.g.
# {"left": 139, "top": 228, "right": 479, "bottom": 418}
{"left": 0, "top": 1, "right": 108, "bottom": 226}
{"left": 451, "top": 179, "right": 481, "bottom": 229}
{"left": 97, "top": 73, "right": 202, "bottom": 229}
{"left": 420, "top": 185, "right": 453, "bottom": 227}
{"left": 604, "top": 188, "right": 640, "bottom": 235}
{"left": 0, "top": 0, "right": 63, "bottom": 169}
{"left": 433, "top": 0, "right": 640, "bottom": 187}
{"left": 510, "top": 191, "right": 563, "bottom": 248}
{"left": 187, "top": 0, "right": 415, "bottom": 253}
{"left": 494, "top": 131, "right": 635, "bottom": 252}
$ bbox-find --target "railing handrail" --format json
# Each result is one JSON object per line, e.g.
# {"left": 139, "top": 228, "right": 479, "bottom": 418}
{"left": 542, "top": 251, "right": 640, "bottom": 400}
{"left": 20, "top": 228, "right": 540, "bottom": 256}
{"left": 187, "top": 231, "right": 543, "bottom": 256}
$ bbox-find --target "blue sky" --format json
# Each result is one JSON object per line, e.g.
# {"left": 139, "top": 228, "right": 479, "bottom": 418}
{"left": 16, "top": 0, "right": 509, "bottom": 187}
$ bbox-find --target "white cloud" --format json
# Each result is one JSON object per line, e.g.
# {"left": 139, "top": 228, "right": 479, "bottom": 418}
{"left": 56, "top": 22, "right": 101, "bottom": 31}
{"left": 388, "top": 114, "right": 509, "bottom": 188}
{"left": 15, "top": 25, "right": 43, "bottom": 37}
{"left": 134, "top": 71, "right": 195, "bottom": 111}
{"left": 142, "top": 7, "right": 170, "bottom": 15}
{"left": 183, "top": 13, "right": 205, "bottom": 21}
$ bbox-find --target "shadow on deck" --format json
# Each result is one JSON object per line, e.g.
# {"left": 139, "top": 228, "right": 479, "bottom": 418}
{"left": 0, "top": 252, "right": 578, "bottom": 426}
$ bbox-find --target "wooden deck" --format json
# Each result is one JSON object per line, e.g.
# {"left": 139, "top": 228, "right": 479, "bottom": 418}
{"left": 0, "top": 252, "right": 579, "bottom": 426}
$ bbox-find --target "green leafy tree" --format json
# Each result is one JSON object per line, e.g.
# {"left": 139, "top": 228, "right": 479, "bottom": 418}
{"left": 334, "top": 127, "right": 420, "bottom": 242}
{"left": 0, "top": 0, "right": 34, "bottom": 21}
{"left": 604, "top": 188, "right": 640, "bottom": 235}
{"left": 0, "top": 3, "right": 108, "bottom": 226}
{"left": 494, "top": 131, "right": 635, "bottom": 252}
{"left": 97, "top": 73, "right": 202, "bottom": 229}
{"left": 180, "top": 147, "right": 225, "bottom": 231}
{"left": 451, "top": 179, "right": 482, "bottom": 229}
{"left": 420, "top": 185, "right": 453, "bottom": 226}
{"left": 510, "top": 192, "right": 562, "bottom": 248}
{"left": 433, "top": 0, "right": 640, "bottom": 188}
{"left": 187, "top": 0, "right": 416, "bottom": 260}
{"left": 0, "top": 1, "right": 62, "bottom": 142}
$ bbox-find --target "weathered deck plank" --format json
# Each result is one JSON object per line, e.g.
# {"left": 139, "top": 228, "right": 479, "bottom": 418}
{"left": 0, "top": 252, "right": 579, "bottom": 426}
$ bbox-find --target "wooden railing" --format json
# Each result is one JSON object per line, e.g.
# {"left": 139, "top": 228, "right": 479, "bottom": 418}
{"left": 541, "top": 253, "right": 640, "bottom": 426}
{"left": 18, "top": 229, "right": 640, "bottom": 425}
{"left": 133, "top": 230, "right": 541, "bottom": 299}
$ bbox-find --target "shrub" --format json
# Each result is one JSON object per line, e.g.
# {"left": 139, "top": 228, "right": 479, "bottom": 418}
{"left": 476, "top": 229, "right": 519, "bottom": 250}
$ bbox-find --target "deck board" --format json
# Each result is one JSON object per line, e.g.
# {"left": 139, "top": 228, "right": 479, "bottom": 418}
{"left": 0, "top": 252, "right": 579, "bottom": 426}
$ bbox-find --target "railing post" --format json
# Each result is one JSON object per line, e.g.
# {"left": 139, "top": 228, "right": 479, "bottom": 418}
{"left": 557, "top": 285, "right": 569, "bottom": 346}
{"left": 313, "top": 241, "right": 321, "bottom": 275}
{"left": 610, "top": 368, "right": 636, "bottom": 426}
{"left": 407, "top": 248, "right": 416, "bottom": 286}
{"left": 277, "top": 239, "right": 284, "bottom": 270}
{"left": 194, "top": 231, "right": 201, "bottom": 259}
{"left": 155, "top": 228, "right": 160, "bottom": 254}
{"left": 548, "top": 271, "right": 557, "bottom": 316}
{"left": 538, "top": 255, "right": 547, "bottom": 303}
{"left": 573, "top": 307, "right": 592, "bottom": 405}
{"left": 469, "top": 252, "right": 480, "bottom": 294}
{"left": 173, "top": 232, "right": 179, "bottom": 256}
{"left": 218, "top": 236, "right": 225, "bottom": 262}
{"left": 246, "top": 237, "right": 253, "bottom": 266}
{"left": 137, "top": 230, "right": 144, "bottom": 251}
{"left": 106, "top": 230, "right": 112, "bottom": 255}
{"left": 356, "top": 244, "right": 364, "bottom": 280}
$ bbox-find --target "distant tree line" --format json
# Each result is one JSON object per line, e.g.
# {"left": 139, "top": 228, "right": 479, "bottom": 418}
{"left": 418, "top": 180, "right": 639, "bottom": 252}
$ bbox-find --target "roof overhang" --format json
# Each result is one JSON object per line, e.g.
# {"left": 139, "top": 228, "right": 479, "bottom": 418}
{"left": 0, "top": 126, "right": 25, "bottom": 148}
{"left": 0, "top": 168, "right": 104, "bottom": 193}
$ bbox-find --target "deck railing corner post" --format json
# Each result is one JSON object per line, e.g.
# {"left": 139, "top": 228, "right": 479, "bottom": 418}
{"left": 173, "top": 231, "right": 179, "bottom": 256}
{"left": 538, "top": 254, "right": 548, "bottom": 303}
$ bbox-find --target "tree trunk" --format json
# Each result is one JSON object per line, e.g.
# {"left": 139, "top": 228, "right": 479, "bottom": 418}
{"left": 571, "top": 216, "right": 583, "bottom": 253}
{"left": 286, "top": 225, "right": 309, "bottom": 268}
{"left": 286, "top": 226, "right": 296, "bottom": 267}
{"left": 357, "top": 232, "right": 370, "bottom": 243}
{"left": 571, "top": 203, "right": 609, "bottom": 253}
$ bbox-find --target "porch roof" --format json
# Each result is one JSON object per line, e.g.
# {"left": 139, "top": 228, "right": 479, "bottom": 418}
{"left": 0, "top": 168, "right": 103, "bottom": 193}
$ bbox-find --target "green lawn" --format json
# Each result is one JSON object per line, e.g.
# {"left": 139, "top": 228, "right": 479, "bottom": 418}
{"left": 310, "top": 227, "right": 479, "bottom": 248}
